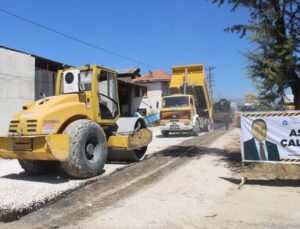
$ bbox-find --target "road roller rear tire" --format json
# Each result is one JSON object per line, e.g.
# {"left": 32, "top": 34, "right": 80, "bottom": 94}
{"left": 132, "top": 119, "right": 148, "bottom": 161}
{"left": 61, "top": 119, "right": 108, "bottom": 178}
{"left": 133, "top": 146, "right": 148, "bottom": 161}
{"left": 18, "top": 160, "right": 60, "bottom": 175}
{"left": 107, "top": 118, "right": 149, "bottom": 162}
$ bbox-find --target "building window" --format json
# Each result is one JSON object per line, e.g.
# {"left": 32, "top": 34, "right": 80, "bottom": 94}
{"left": 142, "top": 88, "right": 147, "bottom": 97}
{"left": 135, "top": 87, "right": 140, "bottom": 97}
{"left": 156, "top": 101, "right": 159, "bottom": 108}
{"left": 162, "top": 82, "right": 169, "bottom": 96}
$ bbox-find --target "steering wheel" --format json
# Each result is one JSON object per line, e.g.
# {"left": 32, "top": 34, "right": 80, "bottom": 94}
{"left": 98, "top": 93, "right": 118, "bottom": 106}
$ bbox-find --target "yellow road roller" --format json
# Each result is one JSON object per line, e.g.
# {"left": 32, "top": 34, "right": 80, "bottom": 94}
{"left": 0, "top": 65, "right": 152, "bottom": 178}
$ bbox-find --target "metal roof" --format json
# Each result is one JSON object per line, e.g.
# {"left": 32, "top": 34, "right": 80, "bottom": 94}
{"left": 0, "top": 45, "right": 70, "bottom": 67}
{"left": 116, "top": 68, "right": 140, "bottom": 74}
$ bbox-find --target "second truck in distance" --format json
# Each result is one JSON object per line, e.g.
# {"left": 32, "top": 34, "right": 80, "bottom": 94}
{"left": 160, "top": 64, "right": 213, "bottom": 136}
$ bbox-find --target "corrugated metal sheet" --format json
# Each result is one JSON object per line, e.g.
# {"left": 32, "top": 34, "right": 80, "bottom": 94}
{"left": 35, "top": 68, "right": 56, "bottom": 100}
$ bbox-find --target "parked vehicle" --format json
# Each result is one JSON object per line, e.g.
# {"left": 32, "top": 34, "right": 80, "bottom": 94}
{"left": 213, "top": 98, "right": 234, "bottom": 124}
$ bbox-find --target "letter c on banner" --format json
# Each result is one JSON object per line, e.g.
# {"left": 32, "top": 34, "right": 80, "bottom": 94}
{"left": 281, "top": 139, "right": 287, "bottom": 147}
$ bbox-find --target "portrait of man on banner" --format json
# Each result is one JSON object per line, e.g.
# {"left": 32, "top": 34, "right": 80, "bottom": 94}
{"left": 243, "top": 119, "right": 280, "bottom": 161}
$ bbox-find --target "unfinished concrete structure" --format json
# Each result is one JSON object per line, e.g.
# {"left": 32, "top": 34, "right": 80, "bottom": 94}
{"left": 0, "top": 46, "right": 66, "bottom": 135}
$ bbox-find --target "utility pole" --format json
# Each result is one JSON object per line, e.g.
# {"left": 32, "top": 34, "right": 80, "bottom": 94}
{"left": 206, "top": 66, "right": 215, "bottom": 102}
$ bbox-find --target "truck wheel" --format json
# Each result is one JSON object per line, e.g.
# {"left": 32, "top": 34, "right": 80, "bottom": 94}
{"left": 192, "top": 120, "right": 200, "bottom": 136}
{"left": 18, "top": 160, "right": 60, "bottom": 175}
{"left": 205, "top": 122, "right": 213, "bottom": 132}
{"left": 162, "top": 131, "right": 169, "bottom": 137}
{"left": 61, "top": 119, "right": 108, "bottom": 178}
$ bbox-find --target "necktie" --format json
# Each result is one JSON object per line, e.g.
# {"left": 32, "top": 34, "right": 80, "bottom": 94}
{"left": 259, "top": 143, "right": 266, "bottom": 160}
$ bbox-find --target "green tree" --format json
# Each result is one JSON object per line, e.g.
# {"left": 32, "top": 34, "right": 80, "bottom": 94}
{"left": 212, "top": 0, "right": 300, "bottom": 109}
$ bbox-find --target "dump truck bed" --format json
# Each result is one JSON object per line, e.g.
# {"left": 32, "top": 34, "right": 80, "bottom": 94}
{"left": 169, "top": 64, "right": 213, "bottom": 120}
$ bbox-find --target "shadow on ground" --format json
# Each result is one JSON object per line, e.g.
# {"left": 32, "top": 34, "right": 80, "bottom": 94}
{"left": 156, "top": 133, "right": 194, "bottom": 138}
{"left": 219, "top": 177, "right": 300, "bottom": 187}
{"left": 154, "top": 134, "right": 300, "bottom": 185}
{"left": 1, "top": 169, "right": 70, "bottom": 183}
{"left": 0, "top": 168, "right": 106, "bottom": 183}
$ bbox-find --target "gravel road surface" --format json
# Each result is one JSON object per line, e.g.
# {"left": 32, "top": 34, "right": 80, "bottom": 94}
{"left": 0, "top": 127, "right": 196, "bottom": 222}
{"left": 2, "top": 128, "right": 227, "bottom": 228}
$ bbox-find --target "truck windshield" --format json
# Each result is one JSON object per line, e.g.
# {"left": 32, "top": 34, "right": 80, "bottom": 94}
{"left": 162, "top": 96, "right": 189, "bottom": 108}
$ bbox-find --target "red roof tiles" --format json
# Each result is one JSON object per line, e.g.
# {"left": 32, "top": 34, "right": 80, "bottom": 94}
{"left": 132, "top": 69, "right": 171, "bottom": 83}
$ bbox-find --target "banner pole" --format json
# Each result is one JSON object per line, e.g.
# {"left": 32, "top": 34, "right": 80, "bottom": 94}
{"left": 238, "top": 161, "right": 247, "bottom": 189}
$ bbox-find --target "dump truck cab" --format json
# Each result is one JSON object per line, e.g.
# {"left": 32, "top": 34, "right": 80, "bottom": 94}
{"left": 0, "top": 65, "right": 152, "bottom": 178}
{"left": 160, "top": 94, "right": 198, "bottom": 132}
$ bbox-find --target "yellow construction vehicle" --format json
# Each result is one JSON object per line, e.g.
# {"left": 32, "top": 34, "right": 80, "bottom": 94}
{"left": 160, "top": 64, "right": 213, "bottom": 136}
{"left": 0, "top": 65, "right": 152, "bottom": 178}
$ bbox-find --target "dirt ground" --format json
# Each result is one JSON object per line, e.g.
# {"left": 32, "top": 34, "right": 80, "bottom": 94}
{"left": 67, "top": 129, "right": 235, "bottom": 229}
{"left": 68, "top": 128, "right": 300, "bottom": 229}
{"left": 3, "top": 127, "right": 300, "bottom": 228}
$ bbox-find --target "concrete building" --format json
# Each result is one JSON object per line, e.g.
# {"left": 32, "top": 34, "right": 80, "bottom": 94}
{"left": 117, "top": 68, "right": 141, "bottom": 83}
{"left": 0, "top": 46, "right": 66, "bottom": 135}
{"left": 0, "top": 47, "right": 34, "bottom": 135}
{"left": 116, "top": 68, "right": 146, "bottom": 117}
{"left": 244, "top": 93, "right": 258, "bottom": 107}
{"left": 132, "top": 70, "right": 171, "bottom": 116}
{"left": 117, "top": 80, "right": 146, "bottom": 117}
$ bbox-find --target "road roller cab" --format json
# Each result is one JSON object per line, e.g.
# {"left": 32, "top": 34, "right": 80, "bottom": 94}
{"left": 0, "top": 65, "right": 152, "bottom": 178}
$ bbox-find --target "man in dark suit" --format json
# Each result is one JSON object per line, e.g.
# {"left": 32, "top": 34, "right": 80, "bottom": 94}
{"left": 243, "top": 119, "right": 280, "bottom": 161}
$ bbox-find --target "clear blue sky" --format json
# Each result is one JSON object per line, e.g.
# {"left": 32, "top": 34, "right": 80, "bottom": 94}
{"left": 0, "top": 0, "right": 256, "bottom": 99}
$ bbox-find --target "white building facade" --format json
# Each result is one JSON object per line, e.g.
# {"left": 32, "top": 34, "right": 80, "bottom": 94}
{"left": 131, "top": 70, "right": 170, "bottom": 116}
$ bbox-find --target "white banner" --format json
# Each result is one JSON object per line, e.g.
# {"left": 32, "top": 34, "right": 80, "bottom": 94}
{"left": 241, "top": 111, "right": 300, "bottom": 164}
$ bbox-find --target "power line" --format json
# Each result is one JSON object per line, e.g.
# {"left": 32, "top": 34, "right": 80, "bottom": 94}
{"left": 0, "top": 8, "right": 155, "bottom": 68}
